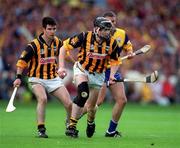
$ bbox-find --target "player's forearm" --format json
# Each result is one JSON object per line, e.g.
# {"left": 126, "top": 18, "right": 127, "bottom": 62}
{"left": 58, "top": 46, "right": 66, "bottom": 68}
{"left": 16, "top": 67, "right": 23, "bottom": 74}
{"left": 16, "top": 67, "right": 24, "bottom": 79}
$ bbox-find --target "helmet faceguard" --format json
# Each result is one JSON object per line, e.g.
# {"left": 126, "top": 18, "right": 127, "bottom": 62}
{"left": 93, "top": 17, "right": 112, "bottom": 40}
{"left": 94, "top": 17, "right": 112, "bottom": 30}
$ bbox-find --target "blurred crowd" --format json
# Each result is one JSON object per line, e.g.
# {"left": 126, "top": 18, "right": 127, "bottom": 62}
{"left": 0, "top": 0, "right": 179, "bottom": 105}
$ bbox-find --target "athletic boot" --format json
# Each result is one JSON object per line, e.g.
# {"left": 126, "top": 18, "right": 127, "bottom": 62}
{"left": 38, "top": 127, "right": 48, "bottom": 138}
{"left": 65, "top": 118, "right": 69, "bottom": 130}
{"left": 86, "top": 122, "right": 95, "bottom": 138}
{"left": 105, "top": 131, "right": 121, "bottom": 137}
{"left": 65, "top": 126, "right": 79, "bottom": 138}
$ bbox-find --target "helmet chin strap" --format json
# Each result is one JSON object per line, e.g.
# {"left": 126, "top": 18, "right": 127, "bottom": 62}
{"left": 99, "top": 35, "right": 109, "bottom": 41}
{"left": 94, "top": 27, "right": 99, "bottom": 37}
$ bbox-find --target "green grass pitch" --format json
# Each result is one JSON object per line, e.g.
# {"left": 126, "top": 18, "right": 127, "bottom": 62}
{"left": 0, "top": 101, "right": 180, "bottom": 148}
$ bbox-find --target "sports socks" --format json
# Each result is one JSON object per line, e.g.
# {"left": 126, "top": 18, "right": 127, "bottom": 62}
{"left": 38, "top": 124, "right": 45, "bottom": 129}
{"left": 69, "top": 117, "right": 78, "bottom": 129}
{"left": 87, "top": 120, "right": 95, "bottom": 125}
{"left": 107, "top": 120, "right": 118, "bottom": 133}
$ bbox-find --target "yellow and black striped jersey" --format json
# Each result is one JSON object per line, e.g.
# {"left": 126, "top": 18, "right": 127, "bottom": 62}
{"left": 16, "top": 33, "right": 63, "bottom": 79}
{"left": 63, "top": 31, "right": 120, "bottom": 73}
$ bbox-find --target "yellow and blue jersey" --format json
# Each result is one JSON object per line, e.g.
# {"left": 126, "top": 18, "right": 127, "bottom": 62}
{"left": 105, "top": 28, "right": 133, "bottom": 83}
{"left": 112, "top": 28, "right": 133, "bottom": 58}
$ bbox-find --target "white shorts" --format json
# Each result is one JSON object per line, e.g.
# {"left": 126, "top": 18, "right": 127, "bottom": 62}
{"left": 73, "top": 62, "right": 105, "bottom": 89}
{"left": 28, "top": 77, "right": 64, "bottom": 93}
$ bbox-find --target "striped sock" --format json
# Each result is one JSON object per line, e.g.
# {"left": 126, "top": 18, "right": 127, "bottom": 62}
{"left": 87, "top": 120, "right": 95, "bottom": 125}
{"left": 69, "top": 117, "right": 78, "bottom": 129}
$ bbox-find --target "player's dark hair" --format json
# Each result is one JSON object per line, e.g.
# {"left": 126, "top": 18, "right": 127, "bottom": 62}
{"left": 42, "top": 16, "right": 56, "bottom": 28}
{"left": 103, "top": 11, "right": 116, "bottom": 18}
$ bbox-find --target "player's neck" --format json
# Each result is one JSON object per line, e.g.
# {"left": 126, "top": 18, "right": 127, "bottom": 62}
{"left": 42, "top": 34, "right": 53, "bottom": 46}
{"left": 95, "top": 36, "right": 103, "bottom": 44}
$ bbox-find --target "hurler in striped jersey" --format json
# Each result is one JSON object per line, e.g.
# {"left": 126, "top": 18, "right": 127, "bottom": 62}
{"left": 58, "top": 16, "right": 121, "bottom": 138}
{"left": 13, "top": 17, "right": 72, "bottom": 138}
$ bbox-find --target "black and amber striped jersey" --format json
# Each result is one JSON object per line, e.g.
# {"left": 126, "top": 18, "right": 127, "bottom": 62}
{"left": 16, "top": 33, "right": 63, "bottom": 79}
{"left": 63, "top": 31, "right": 120, "bottom": 73}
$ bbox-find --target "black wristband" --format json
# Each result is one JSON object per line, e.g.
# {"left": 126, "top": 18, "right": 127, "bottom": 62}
{"left": 16, "top": 74, "right": 22, "bottom": 79}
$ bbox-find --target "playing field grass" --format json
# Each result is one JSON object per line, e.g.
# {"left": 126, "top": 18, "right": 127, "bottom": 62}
{"left": 0, "top": 100, "right": 179, "bottom": 148}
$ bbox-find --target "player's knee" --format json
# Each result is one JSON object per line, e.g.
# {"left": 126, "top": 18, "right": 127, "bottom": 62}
{"left": 73, "top": 82, "right": 89, "bottom": 107}
{"left": 117, "top": 96, "right": 127, "bottom": 106}
{"left": 38, "top": 96, "right": 48, "bottom": 104}
{"left": 122, "top": 96, "right": 127, "bottom": 105}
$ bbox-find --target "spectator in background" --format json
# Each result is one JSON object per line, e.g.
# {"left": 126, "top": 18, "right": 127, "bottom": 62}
{"left": 140, "top": 83, "right": 154, "bottom": 104}
{"left": 175, "top": 69, "right": 180, "bottom": 103}
{"left": 150, "top": 81, "right": 170, "bottom": 106}
{"left": 162, "top": 75, "right": 175, "bottom": 104}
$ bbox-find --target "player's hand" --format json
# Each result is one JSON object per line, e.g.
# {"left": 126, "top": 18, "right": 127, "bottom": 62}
{"left": 58, "top": 67, "right": 67, "bottom": 79}
{"left": 13, "top": 79, "right": 21, "bottom": 87}
{"left": 109, "top": 75, "right": 116, "bottom": 85}
{"left": 127, "top": 51, "right": 134, "bottom": 59}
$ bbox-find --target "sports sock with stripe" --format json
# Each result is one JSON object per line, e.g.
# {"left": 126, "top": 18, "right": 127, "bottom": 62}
{"left": 107, "top": 120, "right": 118, "bottom": 133}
